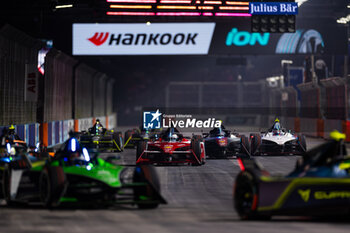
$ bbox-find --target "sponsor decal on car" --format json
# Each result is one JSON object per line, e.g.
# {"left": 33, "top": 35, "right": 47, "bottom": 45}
{"left": 298, "top": 189, "right": 350, "bottom": 202}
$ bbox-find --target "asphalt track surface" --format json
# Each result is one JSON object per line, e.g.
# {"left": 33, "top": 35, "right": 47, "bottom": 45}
{"left": 1, "top": 135, "right": 350, "bottom": 233}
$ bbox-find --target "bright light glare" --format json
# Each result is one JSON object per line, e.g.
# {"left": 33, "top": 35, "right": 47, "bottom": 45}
{"left": 296, "top": 0, "right": 308, "bottom": 7}
{"left": 55, "top": 4, "right": 73, "bottom": 9}
{"left": 337, "top": 14, "right": 350, "bottom": 24}
{"left": 35, "top": 142, "right": 40, "bottom": 152}
{"left": 82, "top": 148, "right": 90, "bottom": 162}
{"left": 71, "top": 138, "right": 76, "bottom": 152}
{"left": 6, "top": 143, "right": 11, "bottom": 154}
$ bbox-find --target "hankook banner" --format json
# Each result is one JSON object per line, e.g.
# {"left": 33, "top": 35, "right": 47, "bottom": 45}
{"left": 73, "top": 23, "right": 215, "bottom": 55}
{"left": 72, "top": 21, "right": 347, "bottom": 56}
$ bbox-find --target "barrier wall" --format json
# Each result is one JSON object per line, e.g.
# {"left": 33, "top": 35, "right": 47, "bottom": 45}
{"left": 0, "top": 25, "right": 117, "bottom": 147}
{"left": 1, "top": 114, "right": 117, "bottom": 148}
{"left": 44, "top": 49, "right": 78, "bottom": 122}
{"left": 0, "top": 25, "right": 41, "bottom": 126}
{"left": 297, "top": 82, "right": 321, "bottom": 118}
{"left": 74, "top": 64, "right": 96, "bottom": 119}
{"left": 106, "top": 79, "right": 115, "bottom": 116}
{"left": 280, "top": 87, "right": 298, "bottom": 117}
{"left": 320, "top": 77, "right": 347, "bottom": 120}
{"left": 93, "top": 73, "right": 107, "bottom": 117}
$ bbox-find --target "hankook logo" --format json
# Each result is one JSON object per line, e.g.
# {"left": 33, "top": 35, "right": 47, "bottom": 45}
{"left": 73, "top": 23, "right": 215, "bottom": 55}
{"left": 87, "top": 32, "right": 199, "bottom": 46}
{"left": 88, "top": 32, "right": 109, "bottom": 46}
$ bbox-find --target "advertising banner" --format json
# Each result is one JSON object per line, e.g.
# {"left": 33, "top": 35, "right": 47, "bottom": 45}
{"left": 73, "top": 21, "right": 347, "bottom": 56}
{"left": 24, "top": 64, "right": 38, "bottom": 102}
{"left": 209, "top": 21, "right": 347, "bottom": 55}
{"left": 73, "top": 23, "right": 215, "bottom": 55}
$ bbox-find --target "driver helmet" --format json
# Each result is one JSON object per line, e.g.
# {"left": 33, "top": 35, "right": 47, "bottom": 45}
{"left": 273, "top": 118, "right": 281, "bottom": 131}
{"left": 170, "top": 134, "right": 178, "bottom": 141}
{"left": 10, "top": 147, "right": 16, "bottom": 156}
{"left": 94, "top": 119, "right": 104, "bottom": 134}
{"left": 8, "top": 125, "right": 15, "bottom": 135}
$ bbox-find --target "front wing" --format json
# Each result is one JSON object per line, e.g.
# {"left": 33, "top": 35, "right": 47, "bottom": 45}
{"left": 136, "top": 149, "right": 202, "bottom": 165}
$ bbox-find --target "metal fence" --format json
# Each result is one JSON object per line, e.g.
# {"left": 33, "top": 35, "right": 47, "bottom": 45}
{"left": 0, "top": 25, "right": 41, "bottom": 125}
{"left": 74, "top": 64, "right": 96, "bottom": 119}
{"left": 165, "top": 81, "right": 267, "bottom": 109}
{"left": 0, "top": 24, "right": 116, "bottom": 128}
{"left": 44, "top": 49, "right": 78, "bottom": 122}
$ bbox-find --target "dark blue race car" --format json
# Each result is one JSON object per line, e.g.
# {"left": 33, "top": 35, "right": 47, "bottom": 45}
{"left": 234, "top": 131, "right": 350, "bottom": 220}
{"left": 203, "top": 126, "right": 250, "bottom": 159}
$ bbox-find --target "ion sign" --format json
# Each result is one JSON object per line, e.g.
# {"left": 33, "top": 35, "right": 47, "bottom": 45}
{"left": 73, "top": 23, "right": 215, "bottom": 55}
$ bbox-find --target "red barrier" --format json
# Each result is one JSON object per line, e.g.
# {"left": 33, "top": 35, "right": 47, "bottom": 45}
{"left": 317, "top": 119, "right": 324, "bottom": 138}
{"left": 294, "top": 118, "right": 300, "bottom": 133}
{"left": 39, "top": 123, "right": 48, "bottom": 147}
{"left": 342, "top": 120, "right": 350, "bottom": 142}
{"left": 74, "top": 119, "right": 79, "bottom": 132}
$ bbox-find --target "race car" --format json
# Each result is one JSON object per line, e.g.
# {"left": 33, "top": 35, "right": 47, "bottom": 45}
{"left": 78, "top": 119, "right": 123, "bottom": 152}
{"left": 1, "top": 137, "right": 166, "bottom": 209}
{"left": 124, "top": 127, "right": 161, "bottom": 149}
{"left": 203, "top": 126, "right": 250, "bottom": 158}
{"left": 250, "top": 119, "right": 306, "bottom": 155}
{"left": 136, "top": 127, "right": 205, "bottom": 166}
{"left": 234, "top": 130, "right": 350, "bottom": 220}
{"left": 0, "top": 125, "right": 27, "bottom": 150}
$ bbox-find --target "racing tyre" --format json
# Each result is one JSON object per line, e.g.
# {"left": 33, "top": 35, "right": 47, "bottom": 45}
{"left": 191, "top": 138, "right": 204, "bottom": 165}
{"left": 250, "top": 134, "right": 261, "bottom": 156}
{"left": 39, "top": 166, "right": 66, "bottom": 208}
{"left": 136, "top": 140, "right": 147, "bottom": 163}
{"left": 113, "top": 132, "right": 123, "bottom": 152}
{"left": 234, "top": 170, "right": 270, "bottom": 220}
{"left": 239, "top": 135, "right": 251, "bottom": 158}
{"left": 133, "top": 165, "right": 161, "bottom": 209}
{"left": 297, "top": 133, "right": 307, "bottom": 153}
{"left": 124, "top": 130, "right": 134, "bottom": 148}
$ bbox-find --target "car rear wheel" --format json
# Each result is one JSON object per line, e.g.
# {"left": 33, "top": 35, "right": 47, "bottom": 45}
{"left": 113, "top": 132, "right": 123, "bottom": 152}
{"left": 133, "top": 165, "right": 161, "bottom": 209}
{"left": 239, "top": 135, "right": 251, "bottom": 158}
{"left": 124, "top": 130, "right": 133, "bottom": 148}
{"left": 39, "top": 166, "right": 66, "bottom": 208}
{"left": 136, "top": 141, "right": 147, "bottom": 163}
{"left": 250, "top": 134, "right": 261, "bottom": 156}
{"left": 234, "top": 170, "right": 269, "bottom": 220}
{"left": 191, "top": 138, "right": 204, "bottom": 165}
{"left": 297, "top": 133, "right": 307, "bottom": 152}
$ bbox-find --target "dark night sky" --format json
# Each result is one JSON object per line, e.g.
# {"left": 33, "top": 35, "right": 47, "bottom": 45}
{"left": 1, "top": 0, "right": 348, "bottom": 124}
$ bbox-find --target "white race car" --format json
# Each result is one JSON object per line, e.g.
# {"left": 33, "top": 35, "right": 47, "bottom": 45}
{"left": 250, "top": 129, "right": 306, "bottom": 156}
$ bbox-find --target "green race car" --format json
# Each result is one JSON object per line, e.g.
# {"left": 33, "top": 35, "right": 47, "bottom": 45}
{"left": 1, "top": 137, "right": 166, "bottom": 209}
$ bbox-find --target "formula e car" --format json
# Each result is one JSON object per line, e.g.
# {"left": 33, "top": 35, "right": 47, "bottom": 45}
{"left": 79, "top": 120, "right": 123, "bottom": 152}
{"left": 203, "top": 126, "right": 250, "bottom": 158}
{"left": 0, "top": 125, "right": 27, "bottom": 150}
{"left": 136, "top": 127, "right": 205, "bottom": 166}
{"left": 250, "top": 120, "right": 306, "bottom": 155}
{"left": 1, "top": 137, "right": 166, "bottom": 209}
{"left": 124, "top": 127, "right": 161, "bottom": 149}
{"left": 234, "top": 131, "right": 350, "bottom": 219}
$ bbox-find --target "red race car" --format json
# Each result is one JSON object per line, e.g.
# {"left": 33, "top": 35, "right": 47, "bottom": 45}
{"left": 136, "top": 127, "right": 205, "bottom": 166}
